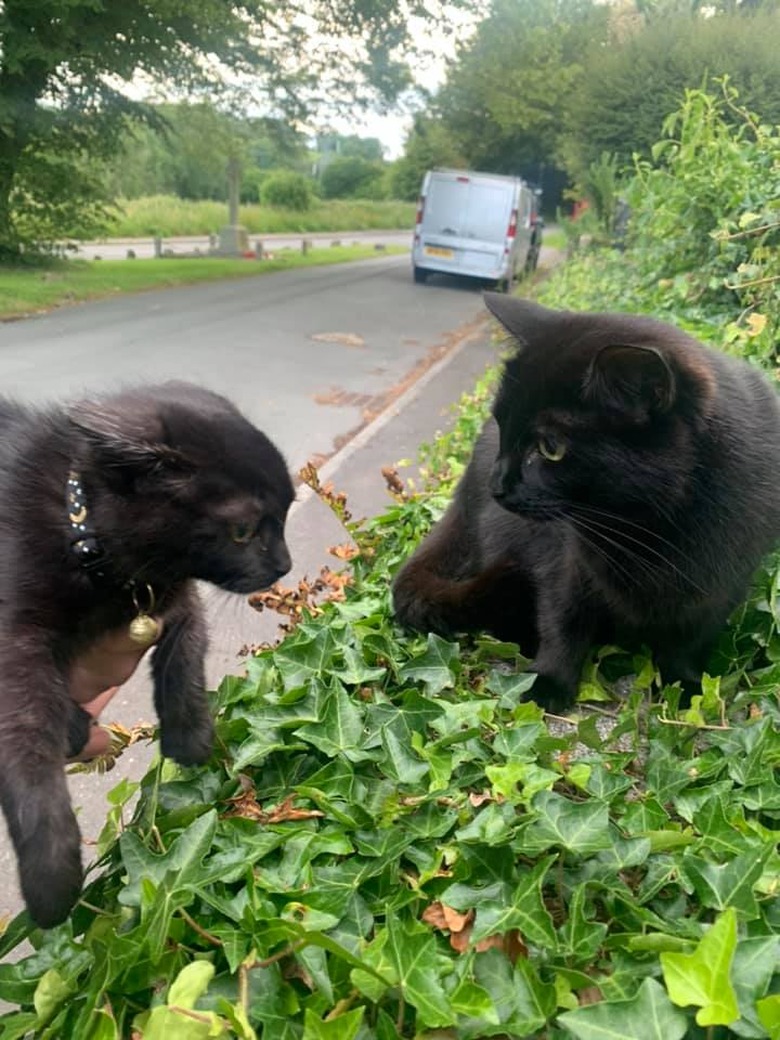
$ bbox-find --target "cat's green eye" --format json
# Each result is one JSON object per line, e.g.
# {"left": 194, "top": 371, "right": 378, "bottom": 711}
{"left": 537, "top": 434, "right": 567, "bottom": 462}
{"left": 230, "top": 520, "right": 256, "bottom": 544}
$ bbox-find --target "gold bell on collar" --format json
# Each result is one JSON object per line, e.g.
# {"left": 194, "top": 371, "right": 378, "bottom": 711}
{"left": 129, "top": 583, "right": 161, "bottom": 648}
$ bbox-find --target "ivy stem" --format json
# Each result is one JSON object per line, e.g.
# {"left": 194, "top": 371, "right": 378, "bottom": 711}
{"left": 325, "top": 990, "right": 360, "bottom": 1020}
{"left": 179, "top": 908, "right": 222, "bottom": 948}
{"left": 246, "top": 940, "right": 306, "bottom": 970}
{"left": 396, "top": 994, "right": 406, "bottom": 1033}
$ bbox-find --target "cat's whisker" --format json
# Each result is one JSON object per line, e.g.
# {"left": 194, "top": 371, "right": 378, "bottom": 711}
{"left": 564, "top": 519, "right": 642, "bottom": 590}
{"left": 566, "top": 507, "right": 706, "bottom": 594}
{"left": 568, "top": 512, "right": 686, "bottom": 593}
{"left": 570, "top": 503, "right": 699, "bottom": 562}
{"left": 566, "top": 516, "right": 656, "bottom": 590}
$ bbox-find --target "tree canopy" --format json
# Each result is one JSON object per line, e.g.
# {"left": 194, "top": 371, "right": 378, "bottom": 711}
{"left": 562, "top": 9, "right": 780, "bottom": 178}
{"left": 433, "top": 0, "right": 609, "bottom": 189}
{"left": 406, "top": 0, "right": 780, "bottom": 208}
{"left": 0, "top": 0, "right": 465, "bottom": 256}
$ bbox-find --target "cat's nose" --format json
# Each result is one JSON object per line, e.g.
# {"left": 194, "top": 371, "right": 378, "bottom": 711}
{"left": 273, "top": 542, "right": 292, "bottom": 578}
{"left": 489, "top": 457, "right": 510, "bottom": 499}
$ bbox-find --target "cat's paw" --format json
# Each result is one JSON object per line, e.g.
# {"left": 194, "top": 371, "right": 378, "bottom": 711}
{"left": 65, "top": 703, "right": 93, "bottom": 759}
{"left": 160, "top": 715, "right": 215, "bottom": 766}
{"left": 522, "top": 671, "right": 577, "bottom": 715}
{"left": 19, "top": 810, "right": 83, "bottom": 928}
{"left": 392, "top": 587, "right": 454, "bottom": 638}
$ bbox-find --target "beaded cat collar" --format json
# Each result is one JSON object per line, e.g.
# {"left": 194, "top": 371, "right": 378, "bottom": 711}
{"left": 65, "top": 470, "right": 161, "bottom": 648}
{"left": 66, "top": 470, "right": 108, "bottom": 579}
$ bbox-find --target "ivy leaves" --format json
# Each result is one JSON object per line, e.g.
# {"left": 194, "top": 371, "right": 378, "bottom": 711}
{"left": 0, "top": 351, "right": 777, "bottom": 1038}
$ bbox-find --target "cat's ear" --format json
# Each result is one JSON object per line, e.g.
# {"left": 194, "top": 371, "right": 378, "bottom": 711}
{"left": 69, "top": 399, "right": 187, "bottom": 471}
{"left": 483, "top": 293, "right": 558, "bottom": 346}
{"left": 583, "top": 343, "right": 676, "bottom": 420}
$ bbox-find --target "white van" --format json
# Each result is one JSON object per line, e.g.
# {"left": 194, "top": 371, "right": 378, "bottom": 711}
{"left": 411, "top": 168, "right": 541, "bottom": 290}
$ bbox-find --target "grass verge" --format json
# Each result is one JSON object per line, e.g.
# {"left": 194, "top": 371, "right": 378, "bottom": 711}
{"left": 101, "top": 196, "right": 416, "bottom": 239}
{"left": 0, "top": 246, "right": 404, "bottom": 320}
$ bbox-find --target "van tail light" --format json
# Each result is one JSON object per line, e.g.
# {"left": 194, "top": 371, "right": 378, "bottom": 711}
{"left": 507, "top": 208, "right": 518, "bottom": 238}
{"left": 414, "top": 195, "right": 425, "bottom": 243}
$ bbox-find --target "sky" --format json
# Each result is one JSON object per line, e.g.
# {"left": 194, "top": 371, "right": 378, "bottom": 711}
{"left": 306, "top": 5, "right": 480, "bottom": 159}
{"left": 129, "top": 5, "right": 478, "bottom": 160}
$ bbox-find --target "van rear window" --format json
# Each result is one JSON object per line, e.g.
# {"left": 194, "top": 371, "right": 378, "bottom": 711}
{"left": 424, "top": 179, "right": 512, "bottom": 243}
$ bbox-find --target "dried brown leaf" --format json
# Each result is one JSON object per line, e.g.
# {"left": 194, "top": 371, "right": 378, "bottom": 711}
{"left": 328, "top": 543, "right": 360, "bottom": 561}
{"left": 223, "top": 789, "right": 324, "bottom": 825}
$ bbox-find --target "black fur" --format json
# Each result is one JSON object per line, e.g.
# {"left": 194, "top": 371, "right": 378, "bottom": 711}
{"left": 393, "top": 296, "right": 780, "bottom": 714}
{"left": 0, "top": 382, "right": 294, "bottom": 927}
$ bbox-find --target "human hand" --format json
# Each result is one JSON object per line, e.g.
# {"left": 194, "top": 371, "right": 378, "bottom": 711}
{"left": 67, "top": 621, "right": 163, "bottom": 762}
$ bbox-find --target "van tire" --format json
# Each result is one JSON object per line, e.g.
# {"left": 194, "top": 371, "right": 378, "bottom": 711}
{"left": 413, "top": 266, "right": 428, "bottom": 284}
{"left": 496, "top": 271, "right": 515, "bottom": 294}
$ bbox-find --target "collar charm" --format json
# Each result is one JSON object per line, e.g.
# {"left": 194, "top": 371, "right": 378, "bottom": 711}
{"left": 129, "top": 583, "right": 162, "bottom": 648}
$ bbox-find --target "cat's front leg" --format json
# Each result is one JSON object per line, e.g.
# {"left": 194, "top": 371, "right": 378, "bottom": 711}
{"left": 526, "top": 583, "right": 597, "bottom": 714}
{"left": 151, "top": 584, "right": 214, "bottom": 766}
{"left": 0, "top": 628, "right": 83, "bottom": 928}
{"left": 656, "top": 633, "right": 716, "bottom": 708}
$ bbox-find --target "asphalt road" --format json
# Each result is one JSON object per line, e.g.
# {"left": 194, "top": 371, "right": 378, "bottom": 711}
{"left": 0, "top": 252, "right": 484, "bottom": 470}
{"left": 0, "top": 246, "right": 559, "bottom": 928}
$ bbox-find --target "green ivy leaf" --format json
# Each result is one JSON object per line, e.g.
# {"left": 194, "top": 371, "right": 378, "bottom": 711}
{"left": 559, "top": 884, "right": 608, "bottom": 965}
{"left": 384, "top": 913, "right": 456, "bottom": 1028}
{"left": 32, "top": 969, "right": 70, "bottom": 1026}
{"left": 399, "top": 633, "right": 460, "bottom": 694}
{"left": 294, "top": 681, "right": 368, "bottom": 760}
{"left": 449, "top": 975, "right": 500, "bottom": 1024}
{"left": 679, "top": 846, "right": 770, "bottom": 917}
{"left": 442, "top": 857, "right": 557, "bottom": 948}
{"left": 522, "top": 791, "right": 613, "bottom": 855}
{"left": 558, "top": 977, "right": 689, "bottom": 1040}
{"left": 660, "top": 908, "right": 739, "bottom": 1026}
{"left": 381, "top": 721, "right": 429, "bottom": 784}
{"left": 302, "top": 1007, "right": 364, "bottom": 1039}
{"left": 351, "top": 915, "right": 456, "bottom": 1027}
{"left": 473, "top": 950, "right": 556, "bottom": 1036}
{"left": 119, "top": 809, "right": 218, "bottom": 907}
{"left": 485, "top": 668, "right": 538, "bottom": 707}
{"left": 730, "top": 936, "right": 780, "bottom": 1038}
{"left": 485, "top": 760, "right": 558, "bottom": 803}
{"left": 274, "top": 627, "right": 338, "bottom": 692}
{"left": 168, "top": 961, "right": 216, "bottom": 1009}
{"left": 757, "top": 995, "right": 780, "bottom": 1040}
{"left": 331, "top": 645, "right": 387, "bottom": 686}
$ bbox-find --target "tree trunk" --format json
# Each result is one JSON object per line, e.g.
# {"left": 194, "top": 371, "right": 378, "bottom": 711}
{"left": 0, "top": 140, "right": 22, "bottom": 261}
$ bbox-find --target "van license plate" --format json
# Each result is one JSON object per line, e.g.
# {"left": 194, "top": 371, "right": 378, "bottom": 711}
{"left": 424, "top": 246, "right": 454, "bottom": 259}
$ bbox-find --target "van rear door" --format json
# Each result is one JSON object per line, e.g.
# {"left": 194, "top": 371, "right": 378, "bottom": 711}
{"left": 416, "top": 172, "right": 516, "bottom": 280}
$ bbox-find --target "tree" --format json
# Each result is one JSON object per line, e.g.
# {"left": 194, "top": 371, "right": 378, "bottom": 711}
{"left": 107, "top": 105, "right": 310, "bottom": 203}
{"left": 389, "top": 115, "right": 466, "bottom": 201}
{"left": 429, "top": 0, "right": 608, "bottom": 204}
{"left": 561, "top": 10, "right": 780, "bottom": 179}
{"left": 320, "top": 156, "right": 386, "bottom": 199}
{"left": 0, "top": 0, "right": 466, "bottom": 257}
{"left": 316, "top": 133, "right": 385, "bottom": 162}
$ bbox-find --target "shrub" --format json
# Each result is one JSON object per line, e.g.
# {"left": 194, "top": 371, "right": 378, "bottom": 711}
{"left": 260, "top": 170, "right": 314, "bottom": 211}
{"left": 320, "top": 156, "right": 386, "bottom": 199}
